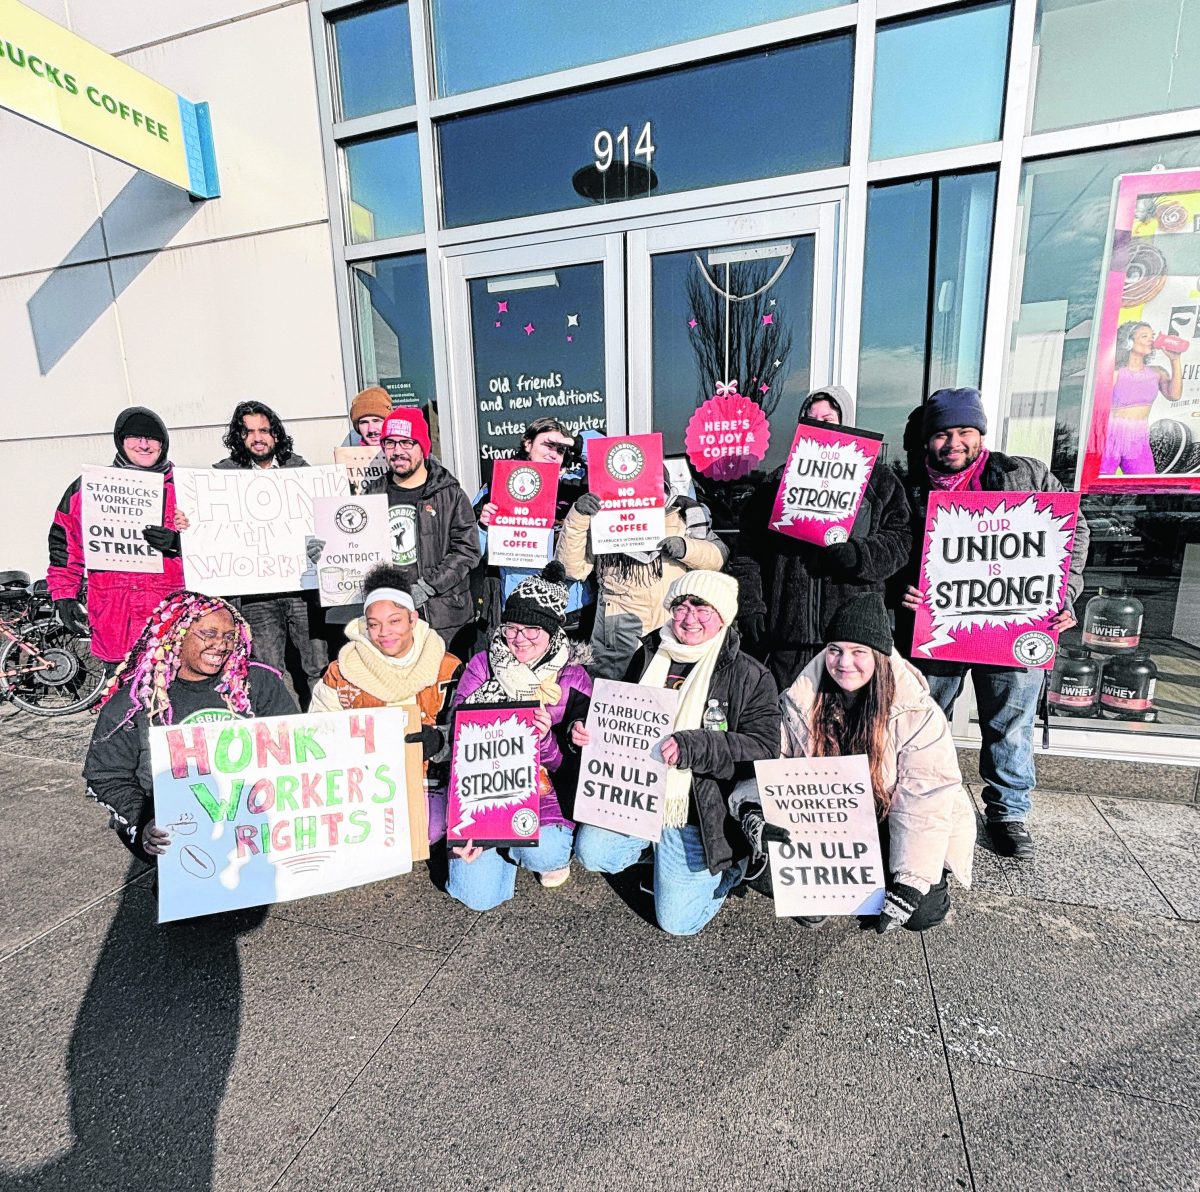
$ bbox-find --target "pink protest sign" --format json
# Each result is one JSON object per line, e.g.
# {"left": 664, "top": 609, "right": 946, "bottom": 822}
{"left": 769, "top": 420, "right": 882, "bottom": 546}
{"left": 913, "top": 491, "right": 1082, "bottom": 669}
{"left": 488, "top": 460, "right": 559, "bottom": 569}
{"left": 684, "top": 383, "right": 771, "bottom": 481}
{"left": 446, "top": 703, "right": 542, "bottom": 847}
{"left": 587, "top": 432, "right": 666, "bottom": 553}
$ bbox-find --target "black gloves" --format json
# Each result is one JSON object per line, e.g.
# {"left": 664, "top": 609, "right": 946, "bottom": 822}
{"left": 739, "top": 804, "right": 791, "bottom": 859}
{"left": 876, "top": 882, "right": 924, "bottom": 933}
{"left": 54, "top": 597, "right": 89, "bottom": 636}
{"left": 823, "top": 541, "right": 859, "bottom": 571}
{"left": 573, "top": 493, "right": 601, "bottom": 517}
{"left": 410, "top": 578, "right": 435, "bottom": 608}
{"left": 142, "top": 525, "right": 181, "bottom": 558}
{"left": 740, "top": 612, "right": 766, "bottom": 643}
{"left": 657, "top": 536, "right": 687, "bottom": 560}
{"left": 405, "top": 724, "right": 445, "bottom": 760}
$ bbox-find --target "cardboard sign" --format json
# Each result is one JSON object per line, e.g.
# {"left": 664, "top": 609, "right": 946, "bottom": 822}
{"left": 755, "top": 755, "right": 886, "bottom": 918}
{"left": 446, "top": 703, "right": 541, "bottom": 847}
{"left": 573, "top": 679, "right": 680, "bottom": 843}
{"left": 311, "top": 494, "right": 391, "bottom": 607}
{"left": 80, "top": 466, "right": 164, "bottom": 574}
{"left": 176, "top": 465, "right": 349, "bottom": 597}
{"left": 149, "top": 709, "right": 414, "bottom": 924}
{"left": 913, "top": 490, "right": 1081, "bottom": 668}
{"left": 488, "top": 460, "right": 558, "bottom": 569}
{"left": 587, "top": 432, "right": 666, "bottom": 553}
{"left": 770, "top": 419, "right": 883, "bottom": 546}
{"left": 334, "top": 445, "right": 389, "bottom": 496}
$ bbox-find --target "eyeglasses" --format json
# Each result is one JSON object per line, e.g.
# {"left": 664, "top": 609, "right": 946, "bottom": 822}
{"left": 502, "top": 624, "right": 546, "bottom": 643}
{"left": 193, "top": 628, "right": 238, "bottom": 645}
{"left": 670, "top": 600, "right": 716, "bottom": 625}
{"left": 383, "top": 438, "right": 417, "bottom": 450}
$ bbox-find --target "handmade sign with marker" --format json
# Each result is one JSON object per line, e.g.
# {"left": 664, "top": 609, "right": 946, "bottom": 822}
{"left": 487, "top": 460, "right": 559, "bottom": 568}
{"left": 754, "top": 754, "right": 885, "bottom": 918}
{"left": 587, "top": 432, "right": 666, "bottom": 553}
{"left": 573, "top": 678, "right": 680, "bottom": 843}
{"left": 913, "top": 490, "right": 1081, "bottom": 668}
{"left": 311, "top": 494, "right": 391, "bottom": 607}
{"left": 769, "top": 419, "right": 882, "bottom": 546}
{"left": 80, "top": 466, "right": 165, "bottom": 574}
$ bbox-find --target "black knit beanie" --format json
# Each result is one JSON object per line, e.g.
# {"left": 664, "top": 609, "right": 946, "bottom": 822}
{"left": 502, "top": 561, "right": 569, "bottom": 635}
{"left": 824, "top": 593, "right": 893, "bottom": 655}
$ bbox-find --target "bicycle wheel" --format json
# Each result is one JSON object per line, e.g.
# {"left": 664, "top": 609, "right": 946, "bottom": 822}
{"left": 0, "top": 623, "right": 108, "bottom": 716}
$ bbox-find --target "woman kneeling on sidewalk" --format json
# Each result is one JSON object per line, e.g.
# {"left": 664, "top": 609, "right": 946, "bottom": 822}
{"left": 733, "top": 593, "right": 975, "bottom": 932}
{"left": 447, "top": 563, "right": 592, "bottom": 910}
{"left": 572, "top": 571, "right": 780, "bottom": 936}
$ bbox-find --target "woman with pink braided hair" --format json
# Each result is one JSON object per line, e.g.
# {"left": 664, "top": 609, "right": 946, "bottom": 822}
{"left": 83, "top": 590, "right": 298, "bottom": 864}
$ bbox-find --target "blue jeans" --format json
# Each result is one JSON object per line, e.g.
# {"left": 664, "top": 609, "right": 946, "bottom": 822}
{"left": 574, "top": 823, "right": 745, "bottom": 937}
{"left": 923, "top": 667, "right": 1044, "bottom": 823}
{"left": 447, "top": 825, "right": 574, "bottom": 912}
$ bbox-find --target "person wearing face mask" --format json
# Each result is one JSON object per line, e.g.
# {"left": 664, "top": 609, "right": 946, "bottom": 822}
{"left": 735, "top": 386, "right": 914, "bottom": 692}
{"left": 731, "top": 593, "right": 975, "bottom": 933}
{"left": 47, "top": 407, "right": 186, "bottom": 668}
{"left": 446, "top": 563, "right": 593, "bottom": 910}
{"left": 572, "top": 571, "right": 780, "bottom": 937}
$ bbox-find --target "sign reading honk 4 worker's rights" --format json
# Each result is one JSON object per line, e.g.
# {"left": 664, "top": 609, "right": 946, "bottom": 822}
{"left": 754, "top": 755, "right": 885, "bottom": 918}
{"left": 587, "top": 433, "right": 666, "bottom": 553}
{"left": 150, "top": 709, "right": 412, "bottom": 924}
{"left": 80, "top": 465, "right": 164, "bottom": 574}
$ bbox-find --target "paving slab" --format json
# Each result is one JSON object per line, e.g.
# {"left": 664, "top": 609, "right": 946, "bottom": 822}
{"left": 970, "top": 787, "right": 1176, "bottom": 918}
{"left": 0, "top": 708, "right": 93, "bottom": 767}
{"left": 924, "top": 893, "right": 1200, "bottom": 1108}
{"left": 1093, "top": 797, "right": 1200, "bottom": 921}
{"left": 953, "top": 1060, "right": 1200, "bottom": 1192}
{"left": 0, "top": 885, "right": 446, "bottom": 1191}
{"left": 276, "top": 868, "right": 968, "bottom": 1191}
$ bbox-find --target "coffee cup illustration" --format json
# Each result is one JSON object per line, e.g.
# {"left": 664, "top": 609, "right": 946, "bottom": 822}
{"left": 319, "top": 565, "right": 345, "bottom": 598}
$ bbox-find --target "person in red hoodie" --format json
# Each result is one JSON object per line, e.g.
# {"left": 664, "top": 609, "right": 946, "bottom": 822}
{"left": 47, "top": 407, "right": 184, "bottom": 669}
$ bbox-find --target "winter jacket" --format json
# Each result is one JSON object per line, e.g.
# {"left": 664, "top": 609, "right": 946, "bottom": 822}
{"left": 47, "top": 408, "right": 185, "bottom": 663}
{"left": 83, "top": 663, "right": 298, "bottom": 862}
{"left": 622, "top": 627, "right": 780, "bottom": 875}
{"left": 452, "top": 647, "right": 593, "bottom": 828}
{"left": 730, "top": 650, "right": 975, "bottom": 890}
{"left": 556, "top": 497, "right": 727, "bottom": 635}
{"left": 364, "top": 458, "right": 481, "bottom": 633}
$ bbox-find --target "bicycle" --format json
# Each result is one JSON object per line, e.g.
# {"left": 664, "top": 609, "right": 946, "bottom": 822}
{"left": 0, "top": 571, "right": 107, "bottom": 717}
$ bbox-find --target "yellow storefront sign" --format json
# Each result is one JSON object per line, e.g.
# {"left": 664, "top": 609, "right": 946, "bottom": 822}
{"left": 0, "top": 0, "right": 218, "bottom": 197}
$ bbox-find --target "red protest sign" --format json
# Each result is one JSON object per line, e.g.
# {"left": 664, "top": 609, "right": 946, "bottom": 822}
{"left": 488, "top": 460, "right": 558, "bottom": 569}
{"left": 586, "top": 433, "right": 666, "bottom": 553}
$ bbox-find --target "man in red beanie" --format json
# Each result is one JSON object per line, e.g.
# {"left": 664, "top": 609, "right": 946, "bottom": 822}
{"left": 363, "top": 408, "right": 480, "bottom": 656}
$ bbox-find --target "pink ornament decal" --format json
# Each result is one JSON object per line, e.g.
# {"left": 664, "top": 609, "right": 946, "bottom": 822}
{"left": 684, "top": 382, "right": 771, "bottom": 480}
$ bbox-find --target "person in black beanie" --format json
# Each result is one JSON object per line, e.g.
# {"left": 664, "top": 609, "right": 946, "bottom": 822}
{"left": 730, "top": 593, "right": 976, "bottom": 933}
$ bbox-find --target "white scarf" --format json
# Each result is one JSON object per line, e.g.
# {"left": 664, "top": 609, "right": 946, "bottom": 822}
{"left": 338, "top": 617, "right": 445, "bottom": 705}
{"left": 640, "top": 621, "right": 729, "bottom": 827}
{"left": 464, "top": 628, "right": 570, "bottom": 708}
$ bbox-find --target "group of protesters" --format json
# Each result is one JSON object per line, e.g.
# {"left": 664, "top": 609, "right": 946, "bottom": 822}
{"left": 57, "top": 379, "right": 1089, "bottom": 936}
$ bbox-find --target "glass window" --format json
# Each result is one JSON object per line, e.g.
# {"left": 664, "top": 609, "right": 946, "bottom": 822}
{"left": 870, "top": 2, "right": 1011, "bottom": 160}
{"left": 438, "top": 36, "right": 853, "bottom": 227}
{"left": 430, "top": 0, "right": 844, "bottom": 96}
{"left": 344, "top": 131, "right": 424, "bottom": 243}
{"left": 1001, "top": 137, "right": 1200, "bottom": 738}
{"left": 1031, "top": 0, "right": 1200, "bottom": 133}
{"left": 331, "top": 3, "right": 416, "bottom": 120}
{"left": 350, "top": 254, "right": 438, "bottom": 449}
{"left": 858, "top": 170, "right": 997, "bottom": 458}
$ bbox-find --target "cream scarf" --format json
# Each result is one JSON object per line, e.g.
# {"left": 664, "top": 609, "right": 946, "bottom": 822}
{"left": 640, "top": 621, "right": 729, "bottom": 827}
{"left": 337, "top": 617, "right": 446, "bottom": 705}
{"left": 464, "top": 628, "right": 569, "bottom": 708}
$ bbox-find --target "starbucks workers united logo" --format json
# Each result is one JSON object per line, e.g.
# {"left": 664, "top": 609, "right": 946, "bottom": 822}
{"left": 508, "top": 466, "right": 542, "bottom": 501}
{"left": 606, "top": 442, "right": 645, "bottom": 480}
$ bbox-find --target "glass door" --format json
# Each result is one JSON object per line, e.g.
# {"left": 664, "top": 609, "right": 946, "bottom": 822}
{"left": 442, "top": 236, "right": 626, "bottom": 493}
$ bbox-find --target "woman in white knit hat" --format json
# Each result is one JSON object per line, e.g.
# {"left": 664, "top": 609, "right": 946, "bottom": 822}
{"left": 571, "top": 570, "right": 780, "bottom": 935}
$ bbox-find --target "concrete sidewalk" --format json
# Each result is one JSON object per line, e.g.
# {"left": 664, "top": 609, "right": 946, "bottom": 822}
{"left": 0, "top": 705, "right": 1197, "bottom": 1191}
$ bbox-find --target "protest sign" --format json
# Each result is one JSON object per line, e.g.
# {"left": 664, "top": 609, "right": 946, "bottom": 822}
{"left": 755, "top": 755, "right": 885, "bottom": 918}
{"left": 587, "top": 432, "right": 666, "bottom": 553}
{"left": 446, "top": 703, "right": 541, "bottom": 847}
{"left": 176, "top": 465, "right": 349, "bottom": 597}
{"left": 311, "top": 494, "right": 391, "bottom": 607}
{"left": 80, "top": 466, "right": 165, "bottom": 574}
{"left": 573, "top": 678, "right": 680, "bottom": 843}
{"left": 334, "top": 445, "right": 389, "bottom": 496}
{"left": 488, "top": 460, "right": 558, "bottom": 569}
{"left": 770, "top": 419, "right": 882, "bottom": 546}
{"left": 149, "top": 708, "right": 417, "bottom": 923}
{"left": 913, "top": 490, "right": 1081, "bottom": 668}
{"left": 684, "top": 382, "right": 771, "bottom": 481}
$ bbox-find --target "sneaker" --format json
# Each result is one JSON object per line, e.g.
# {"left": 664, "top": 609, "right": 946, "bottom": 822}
{"left": 987, "top": 819, "right": 1035, "bottom": 860}
{"left": 793, "top": 915, "right": 828, "bottom": 929}
{"left": 539, "top": 865, "right": 571, "bottom": 889}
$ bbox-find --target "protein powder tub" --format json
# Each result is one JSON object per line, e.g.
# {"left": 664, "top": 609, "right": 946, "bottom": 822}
{"left": 1082, "top": 587, "right": 1144, "bottom": 654}
{"left": 1048, "top": 649, "right": 1101, "bottom": 717}
{"left": 1100, "top": 653, "right": 1158, "bottom": 721}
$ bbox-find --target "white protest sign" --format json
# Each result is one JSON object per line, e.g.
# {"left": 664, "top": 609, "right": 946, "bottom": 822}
{"left": 176, "top": 466, "right": 349, "bottom": 596}
{"left": 80, "top": 466, "right": 165, "bottom": 574}
{"left": 149, "top": 708, "right": 412, "bottom": 923}
{"left": 312, "top": 494, "right": 391, "bottom": 607}
{"left": 573, "top": 679, "right": 680, "bottom": 843}
{"left": 755, "top": 754, "right": 886, "bottom": 918}
{"left": 334, "top": 445, "right": 388, "bottom": 496}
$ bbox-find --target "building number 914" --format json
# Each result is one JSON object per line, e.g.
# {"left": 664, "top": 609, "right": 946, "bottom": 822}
{"left": 593, "top": 122, "right": 655, "bottom": 173}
